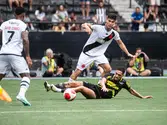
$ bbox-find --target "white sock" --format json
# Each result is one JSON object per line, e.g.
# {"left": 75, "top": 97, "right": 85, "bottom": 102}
{"left": 97, "top": 77, "right": 102, "bottom": 85}
{"left": 68, "top": 77, "right": 74, "bottom": 82}
{"left": 51, "top": 84, "right": 62, "bottom": 92}
{"left": 18, "top": 77, "right": 30, "bottom": 97}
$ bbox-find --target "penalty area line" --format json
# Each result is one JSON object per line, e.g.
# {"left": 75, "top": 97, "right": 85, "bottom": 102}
{"left": 0, "top": 109, "right": 167, "bottom": 114}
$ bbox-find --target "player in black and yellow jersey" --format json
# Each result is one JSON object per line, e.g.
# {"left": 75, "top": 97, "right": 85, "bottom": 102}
{"left": 44, "top": 68, "right": 152, "bottom": 99}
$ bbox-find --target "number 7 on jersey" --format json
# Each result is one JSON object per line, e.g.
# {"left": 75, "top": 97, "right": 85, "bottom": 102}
{"left": 6, "top": 31, "right": 15, "bottom": 44}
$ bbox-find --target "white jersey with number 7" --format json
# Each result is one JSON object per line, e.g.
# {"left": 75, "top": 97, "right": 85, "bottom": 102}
{"left": 0, "top": 19, "right": 27, "bottom": 56}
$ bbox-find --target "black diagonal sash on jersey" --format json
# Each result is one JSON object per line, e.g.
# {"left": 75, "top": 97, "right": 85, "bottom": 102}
{"left": 83, "top": 42, "right": 102, "bottom": 54}
{"left": 103, "top": 31, "right": 115, "bottom": 41}
{"left": 83, "top": 32, "right": 115, "bottom": 55}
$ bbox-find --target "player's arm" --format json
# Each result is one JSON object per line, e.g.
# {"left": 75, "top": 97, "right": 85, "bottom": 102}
{"left": 128, "top": 88, "right": 152, "bottom": 99}
{"left": 100, "top": 77, "right": 108, "bottom": 92}
{"left": 116, "top": 39, "right": 134, "bottom": 58}
{"left": 81, "top": 23, "right": 92, "bottom": 34}
{"left": 21, "top": 31, "right": 32, "bottom": 68}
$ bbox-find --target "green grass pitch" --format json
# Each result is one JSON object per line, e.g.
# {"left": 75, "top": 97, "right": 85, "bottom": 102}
{"left": 0, "top": 78, "right": 167, "bottom": 125}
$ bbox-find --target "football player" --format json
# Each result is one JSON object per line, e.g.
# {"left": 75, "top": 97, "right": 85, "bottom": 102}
{"left": 0, "top": 7, "right": 32, "bottom": 106}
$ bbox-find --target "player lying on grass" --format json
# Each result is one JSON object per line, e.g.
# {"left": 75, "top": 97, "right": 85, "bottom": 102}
{"left": 44, "top": 68, "right": 152, "bottom": 99}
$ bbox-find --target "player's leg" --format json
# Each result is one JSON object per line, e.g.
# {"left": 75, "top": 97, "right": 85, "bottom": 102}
{"left": 97, "top": 65, "right": 104, "bottom": 75}
{"left": 44, "top": 81, "right": 97, "bottom": 99}
{"left": 73, "top": 86, "right": 96, "bottom": 99}
{"left": 10, "top": 56, "right": 31, "bottom": 106}
{"left": 44, "top": 81, "right": 84, "bottom": 92}
{"left": 0, "top": 74, "right": 5, "bottom": 81}
{"left": 0, "top": 55, "right": 11, "bottom": 81}
{"left": 63, "top": 81, "right": 83, "bottom": 88}
{"left": 96, "top": 54, "right": 111, "bottom": 77}
{"left": 126, "top": 67, "right": 139, "bottom": 76}
{"left": 140, "top": 69, "right": 151, "bottom": 76}
{"left": 99, "top": 63, "right": 111, "bottom": 77}
{"left": 69, "top": 52, "right": 95, "bottom": 81}
{"left": 69, "top": 69, "right": 82, "bottom": 81}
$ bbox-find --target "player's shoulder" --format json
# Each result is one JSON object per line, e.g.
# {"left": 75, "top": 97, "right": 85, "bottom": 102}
{"left": 16, "top": 19, "right": 26, "bottom": 26}
{"left": 112, "top": 29, "right": 120, "bottom": 36}
{"left": 120, "top": 78, "right": 127, "bottom": 83}
{"left": 92, "top": 24, "right": 104, "bottom": 29}
{"left": 112, "top": 29, "right": 119, "bottom": 34}
{"left": 12, "top": 19, "right": 26, "bottom": 25}
{"left": 0, "top": 19, "right": 9, "bottom": 26}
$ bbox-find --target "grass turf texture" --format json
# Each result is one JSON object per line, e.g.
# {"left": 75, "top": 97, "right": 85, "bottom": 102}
{"left": 0, "top": 78, "right": 167, "bottom": 125}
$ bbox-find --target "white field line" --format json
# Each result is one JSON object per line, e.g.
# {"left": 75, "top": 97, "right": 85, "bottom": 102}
{"left": 3, "top": 76, "right": 167, "bottom": 80}
{"left": 0, "top": 109, "right": 167, "bottom": 114}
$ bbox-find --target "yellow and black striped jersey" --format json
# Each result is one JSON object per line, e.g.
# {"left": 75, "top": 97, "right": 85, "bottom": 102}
{"left": 98, "top": 73, "right": 131, "bottom": 98}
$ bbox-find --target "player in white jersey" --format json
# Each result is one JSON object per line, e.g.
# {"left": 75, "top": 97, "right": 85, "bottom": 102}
{"left": 69, "top": 13, "right": 134, "bottom": 81}
{"left": 0, "top": 7, "right": 32, "bottom": 106}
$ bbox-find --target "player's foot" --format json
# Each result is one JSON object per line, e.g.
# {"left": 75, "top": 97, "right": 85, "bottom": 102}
{"left": 44, "top": 81, "right": 51, "bottom": 92}
{"left": 16, "top": 95, "right": 31, "bottom": 106}
{"left": 55, "top": 83, "right": 65, "bottom": 89}
{"left": 50, "top": 84, "right": 63, "bottom": 92}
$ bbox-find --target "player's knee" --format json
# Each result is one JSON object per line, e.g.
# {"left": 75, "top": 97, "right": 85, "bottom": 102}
{"left": 104, "top": 67, "right": 112, "bottom": 73}
{"left": 78, "top": 86, "right": 84, "bottom": 91}
{"left": 66, "top": 82, "right": 80, "bottom": 88}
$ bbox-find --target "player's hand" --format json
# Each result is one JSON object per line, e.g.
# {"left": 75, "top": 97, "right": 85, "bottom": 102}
{"left": 127, "top": 53, "right": 135, "bottom": 58}
{"left": 142, "top": 96, "right": 153, "bottom": 99}
{"left": 26, "top": 56, "right": 32, "bottom": 68}
{"left": 101, "top": 86, "right": 108, "bottom": 92}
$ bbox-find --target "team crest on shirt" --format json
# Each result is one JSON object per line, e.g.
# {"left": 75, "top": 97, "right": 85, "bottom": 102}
{"left": 81, "top": 64, "right": 85, "bottom": 68}
{"left": 103, "top": 32, "right": 115, "bottom": 41}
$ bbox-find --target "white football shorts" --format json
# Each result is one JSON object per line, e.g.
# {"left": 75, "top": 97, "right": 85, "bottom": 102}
{"left": 76, "top": 52, "right": 109, "bottom": 71}
{"left": 0, "top": 55, "right": 30, "bottom": 75}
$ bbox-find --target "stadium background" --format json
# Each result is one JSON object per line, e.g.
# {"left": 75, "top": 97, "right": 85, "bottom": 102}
{"left": 0, "top": 1, "right": 167, "bottom": 125}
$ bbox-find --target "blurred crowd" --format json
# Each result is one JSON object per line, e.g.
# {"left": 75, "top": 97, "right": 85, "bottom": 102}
{"left": 3, "top": 0, "right": 120, "bottom": 31}
{"left": 0, "top": 0, "right": 166, "bottom": 32}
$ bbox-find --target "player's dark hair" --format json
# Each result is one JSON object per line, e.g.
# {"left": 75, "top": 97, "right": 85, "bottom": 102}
{"left": 117, "top": 68, "right": 125, "bottom": 74}
{"left": 107, "top": 13, "right": 117, "bottom": 20}
{"left": 15, "top": 7, "right": 25, "bottom": 15}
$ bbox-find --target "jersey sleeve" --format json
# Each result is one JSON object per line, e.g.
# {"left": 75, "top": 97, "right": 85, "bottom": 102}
{"left": 114, "top": 30, "right": 121, "bottom": 41}
{"left": 123, "top": 80, "right": 131, "bottom": 90}
{"left": 20, "top": 22, "right": 28, "bottom": 32}
{"left": 91, "top": 25, "right": 99, "bottom": 31}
